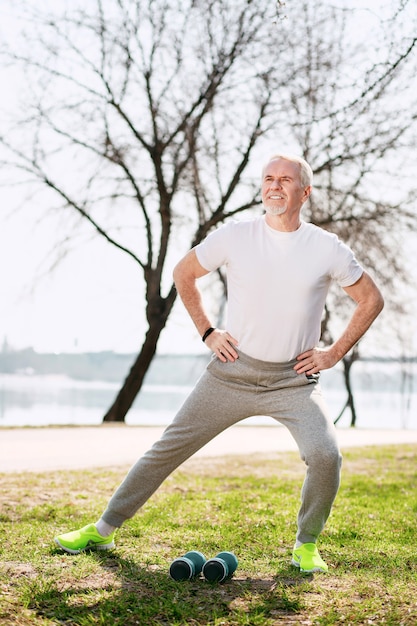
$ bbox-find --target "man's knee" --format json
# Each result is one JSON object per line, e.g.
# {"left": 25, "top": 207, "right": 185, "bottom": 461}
{"left": 303, "top": 445, "right": 342, "bottom": 471}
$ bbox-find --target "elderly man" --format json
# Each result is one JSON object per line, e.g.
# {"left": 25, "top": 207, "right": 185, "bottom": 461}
{"left": 55, "top": 154, "right": 383, "bottom": 574}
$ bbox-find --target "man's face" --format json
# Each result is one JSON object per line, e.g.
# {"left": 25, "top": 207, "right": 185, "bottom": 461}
{"left": 261, "top": 159, "right": 311, "bottom": 217}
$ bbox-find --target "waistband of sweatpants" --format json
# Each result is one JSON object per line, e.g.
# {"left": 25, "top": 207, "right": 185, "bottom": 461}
{"left": 233, "top": 349, "right": 298, "bottom": 373}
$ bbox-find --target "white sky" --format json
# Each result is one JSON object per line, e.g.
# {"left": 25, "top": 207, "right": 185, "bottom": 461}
{"left": 0, "top": 202, "right": 205, "bottom": 354}
{"left": 0, "top": 0, "right": 416, "bottom": 356}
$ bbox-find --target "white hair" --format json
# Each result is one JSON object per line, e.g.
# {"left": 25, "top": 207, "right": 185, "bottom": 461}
{"left": 262, "top": 154, "right": 313, "bottom": 187}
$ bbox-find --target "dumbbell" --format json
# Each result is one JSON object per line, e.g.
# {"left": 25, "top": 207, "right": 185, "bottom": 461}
{"left": 202, "top": 551, "right": 238, "bottom": 582}
{"left": 169, "top": 551, "right": 206, "bottom": 581}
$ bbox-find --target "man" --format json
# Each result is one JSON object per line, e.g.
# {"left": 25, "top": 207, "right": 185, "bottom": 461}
{"left": 55, "top": 154, "right": 384, "bottom": 573}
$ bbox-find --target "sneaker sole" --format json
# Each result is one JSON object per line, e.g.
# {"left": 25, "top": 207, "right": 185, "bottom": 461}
{"left": 291, "top": 558, "right": 327, "bottom": 573}
{"left": 54, "top": 537, "right": 115, "bottom": 555}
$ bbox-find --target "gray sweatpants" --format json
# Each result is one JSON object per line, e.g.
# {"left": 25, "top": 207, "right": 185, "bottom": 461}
{"left": 102, "top": 351, "right": 342, "bottom": 544}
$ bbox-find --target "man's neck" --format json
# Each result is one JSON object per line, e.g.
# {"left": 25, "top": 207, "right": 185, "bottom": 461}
{"left": 264, "top": 212, "right": 302, "bottom": 232}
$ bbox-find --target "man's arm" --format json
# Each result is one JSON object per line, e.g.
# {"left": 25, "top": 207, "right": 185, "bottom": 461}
{"left": 173, "top": 249, "right": 239, "bottom": 362}
{"left": 294, "top": 271, "right": 384, "bottom": 374}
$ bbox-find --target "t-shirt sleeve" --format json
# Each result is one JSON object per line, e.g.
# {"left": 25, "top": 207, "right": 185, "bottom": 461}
{"left": 331, "top": 238, "right": 363, "bottom": 287}
{"left": 194, "top": 222, "right": 234, "bottom": 272}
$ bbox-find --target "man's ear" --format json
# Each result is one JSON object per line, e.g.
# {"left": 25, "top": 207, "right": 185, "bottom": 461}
{"left": 302, "top": 186, "right": 312, "bottom": 202}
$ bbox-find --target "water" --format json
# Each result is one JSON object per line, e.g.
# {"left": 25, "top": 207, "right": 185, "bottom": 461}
{"left": 0, "top": 360, "right": 416, "bottom": 429}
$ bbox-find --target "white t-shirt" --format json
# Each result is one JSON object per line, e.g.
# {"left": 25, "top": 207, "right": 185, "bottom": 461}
{"left": 195, "top": 215, "right": 363, "bottom": 362}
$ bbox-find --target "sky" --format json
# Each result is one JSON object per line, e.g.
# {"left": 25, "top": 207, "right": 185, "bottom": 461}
{"left": 0, "top": 0, "right": 416, "bottom": 357}
{"left": 0, "top": 202, "right": 203, "bottom": 354}
{"left": 0, "top": 0, "right": 210, "bottom": 355}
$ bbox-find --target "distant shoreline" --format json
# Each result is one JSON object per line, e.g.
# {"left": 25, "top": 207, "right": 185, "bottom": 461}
{"left": 1, "top": 350, "right": 416, "bottom": 384}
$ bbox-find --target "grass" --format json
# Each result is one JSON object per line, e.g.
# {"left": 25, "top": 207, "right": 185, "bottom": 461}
{"left": 1, "top": 444, "right": 417, "bottom": 625}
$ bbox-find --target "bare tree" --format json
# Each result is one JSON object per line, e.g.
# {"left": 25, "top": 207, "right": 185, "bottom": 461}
{"left": 279, "top": 1, "right": 417, "bottom": 425}
{"left": 0, "top": 0, "right": 293, "bottom": 421}
{"left": 0, "top": 0, "right": 416, "bottom": 424}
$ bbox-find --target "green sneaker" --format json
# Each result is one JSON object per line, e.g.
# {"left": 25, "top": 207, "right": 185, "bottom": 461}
{"left": 54, "top": 524, "right": 115, "bottom": 555}
{"left": 291, "top": 543, "right": 328, "bottom": 574}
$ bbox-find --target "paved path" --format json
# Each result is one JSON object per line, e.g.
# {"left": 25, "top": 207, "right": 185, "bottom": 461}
{"left": 1, "top": 425, "right": 417, "bottom": 473}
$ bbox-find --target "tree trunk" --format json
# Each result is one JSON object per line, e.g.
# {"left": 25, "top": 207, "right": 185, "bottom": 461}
{"left": 103, "top": 290, "right": 177, "bottom": 423}
{"left": 334, "top": 348, "right": 359, "bottom": 427}
{"left": 342, "top": 355, "right": 357, "bottom": 427}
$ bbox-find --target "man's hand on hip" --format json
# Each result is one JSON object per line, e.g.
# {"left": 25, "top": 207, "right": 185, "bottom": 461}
{"left": 294, "top": 347, "right": 339, "bottom": 375}
{"left": 205, "top": 330, "right": 239, "bottom": 363}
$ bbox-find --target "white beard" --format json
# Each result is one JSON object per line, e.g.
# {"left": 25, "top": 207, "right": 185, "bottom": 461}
{"left": 264, "top": 203, "right": 287, "bottom": 216}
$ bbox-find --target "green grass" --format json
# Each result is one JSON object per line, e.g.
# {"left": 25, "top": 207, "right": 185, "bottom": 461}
{"left": 1, "top": 445, "right": 417, "bottom": 625}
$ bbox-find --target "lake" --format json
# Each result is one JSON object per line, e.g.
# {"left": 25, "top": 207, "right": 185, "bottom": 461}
{"left": 0, "top": 359, "right": 416, "bottom": 429}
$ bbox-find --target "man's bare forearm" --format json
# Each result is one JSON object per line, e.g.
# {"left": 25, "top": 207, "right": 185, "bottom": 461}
{"left": 173, "top": 249, "right": 212, "bottom": 336}
{"left": 295, "top": 271, "right": 384, "bottom": 374}
{"left": 173, "top": 249, "right": 239, "bottom": 362}
{"left": 328, "top": 293, "right": 384, "bottom": 363}
{"left": 176, "top": 277, "right": 213, "bottom": 336}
